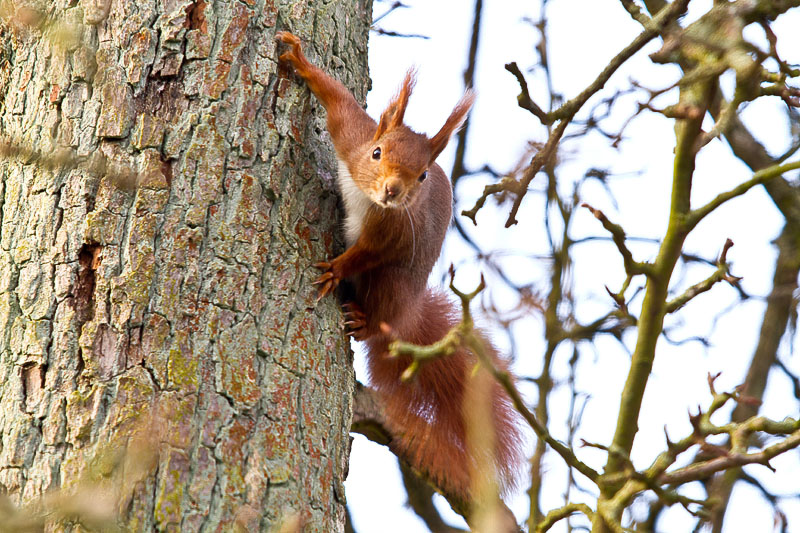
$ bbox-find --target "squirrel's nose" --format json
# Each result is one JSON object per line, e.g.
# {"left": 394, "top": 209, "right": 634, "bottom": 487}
{"left": 384, "top": 181, "right": 401, "bottom": 199}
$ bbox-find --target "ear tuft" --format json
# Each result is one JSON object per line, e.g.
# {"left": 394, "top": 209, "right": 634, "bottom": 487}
{"left": 428, "top": 89, "right": 476, "bottom": 163}
{"left": 373, "top": 67, "right": 418, "bottom": 141}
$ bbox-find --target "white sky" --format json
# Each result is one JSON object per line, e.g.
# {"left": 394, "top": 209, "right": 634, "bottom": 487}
{"left": 345, "top": 1, "right": 800, "bottom": 531}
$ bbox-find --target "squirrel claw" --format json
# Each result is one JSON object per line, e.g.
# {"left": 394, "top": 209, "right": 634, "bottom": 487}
{"left": 312, "top": 260, "right": 339, "bottom": 300}
{"left": 312, "top": 271, "right": 335, "bottom": 285}
{"left": 344, "top": 322, "right": 368, "bottom": 341}
{"left": 314, "top": 281, "right": 335, "bottom": 301}
{"left": 313, "top": 274, "right": 339, "bottom": 300}
{"left": 343, "top": 302, "right": 368, "bottom": 340}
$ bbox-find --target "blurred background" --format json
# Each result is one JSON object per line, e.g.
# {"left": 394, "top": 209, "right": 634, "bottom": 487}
{"left": 344, "top": 1, "right": 800, "bottom": 531}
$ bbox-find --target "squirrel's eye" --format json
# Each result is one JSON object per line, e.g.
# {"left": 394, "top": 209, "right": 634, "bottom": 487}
{"left": 418, "top": 171, "right": 428, "bottom": 182}
{"left": 372, "top": 147, "right": 381, "bottom": 160}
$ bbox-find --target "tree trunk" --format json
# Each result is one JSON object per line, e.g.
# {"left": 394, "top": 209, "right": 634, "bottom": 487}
{"left": 0, "top": 0, "right": 371, "bottom": 530}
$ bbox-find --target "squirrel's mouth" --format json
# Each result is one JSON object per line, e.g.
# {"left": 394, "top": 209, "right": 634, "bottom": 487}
{"left": 373, "top": 192, "right": 407, "bottom": 209}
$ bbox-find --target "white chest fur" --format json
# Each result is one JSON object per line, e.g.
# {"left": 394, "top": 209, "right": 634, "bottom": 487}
{"left": 336, "top": 159, "right": 372, "bottom": 246}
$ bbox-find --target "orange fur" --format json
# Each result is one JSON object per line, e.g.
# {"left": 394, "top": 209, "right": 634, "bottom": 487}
{"left": 276, "top": 31, "right": 524, "bottom": 500}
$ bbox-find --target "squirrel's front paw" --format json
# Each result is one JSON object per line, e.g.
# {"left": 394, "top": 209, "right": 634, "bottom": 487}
{"left": 312, "top": 261, "right": 340, "bottom": 300}
{"left": 342, "top": 302, "right": 369, "bottom": 341}
{"left": 275, "top": 31, "right": 304, "bottom": 69}
{"left": 275, "top": 31, "right": 300, "bottom": 46}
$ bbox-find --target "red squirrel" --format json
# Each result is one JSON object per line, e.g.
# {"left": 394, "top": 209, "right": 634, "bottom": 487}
{"left": 276, "top": 31, "right": 523, "bottom": 501}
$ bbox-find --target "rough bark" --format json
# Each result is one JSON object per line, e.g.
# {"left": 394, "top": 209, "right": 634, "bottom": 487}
{"left": 0, "top": 0, "right": 371, "bottom": 530}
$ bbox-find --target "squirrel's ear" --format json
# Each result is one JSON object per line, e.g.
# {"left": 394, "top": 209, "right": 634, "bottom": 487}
{"left": 428, "top": 89, "right": 476, "bottom": 163}
{"left": 374, "top": 68, "right": 417, "bottom": 141}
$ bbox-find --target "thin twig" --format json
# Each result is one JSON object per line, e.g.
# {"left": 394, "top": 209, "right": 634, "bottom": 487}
{"left": 581, "top": 203, "right": 652, "bottom": 276}
{"left": 465, "top": 0, "right": 690, "bottom": 226}
{"left": 665, "top": 239, "right": 740, "bottom": 313}
{"left": 687, "top": 159, "right": 800, "bottom": 229}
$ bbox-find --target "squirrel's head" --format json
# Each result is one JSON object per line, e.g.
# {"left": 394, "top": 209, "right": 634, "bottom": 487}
{"left": 356, "top": 69, "right": 475, "bottom": 208}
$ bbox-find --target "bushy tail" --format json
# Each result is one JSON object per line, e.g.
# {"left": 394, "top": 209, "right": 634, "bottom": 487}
{"left": 365, "top": 289, "right": 525, "bottom": 501}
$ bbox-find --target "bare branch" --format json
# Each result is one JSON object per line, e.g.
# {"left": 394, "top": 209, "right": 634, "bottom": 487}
{"left": 371, "top": 1, "right": 409, "bottom": 25}
{"left": 581, "top": 203, "right": 652, "bottom": 276}
{"left": 536, "top": 503, "right": 595, "bottom": 533}
{"left": 388, "top": 271, "right": 601, "bottom": 484}
{"left": 351, "top": 383, "right": 520, "bottom": 531}
{"left": 660, "top": 428, "right": 800, "bottom": 485}
{"left": 549, "top": 0, "right": 690, "bottom": 124}
{"left": 687, "top": 159, "right": 800, "bottom": 229}
{"left": 665, "top": 239, "right": 740, "bottom": 313}
{"left": 463, "top": 0, "right": 690, "bottom": 226}
{"left": 399, "top": 462, "right": 469, "bottom": 533}
{"left": 618, "top": 0, "right": 652, "bottom": 26}
{"left": 505, "top": 61, "right": 549, "bottom": 123}
{"left": 370, "top": 28, "right": 429, "bottom": 39}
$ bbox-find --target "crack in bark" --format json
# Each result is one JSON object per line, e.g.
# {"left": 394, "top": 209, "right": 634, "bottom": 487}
{"left": 75, "top": 242, "right": 102, "bottom": 324}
